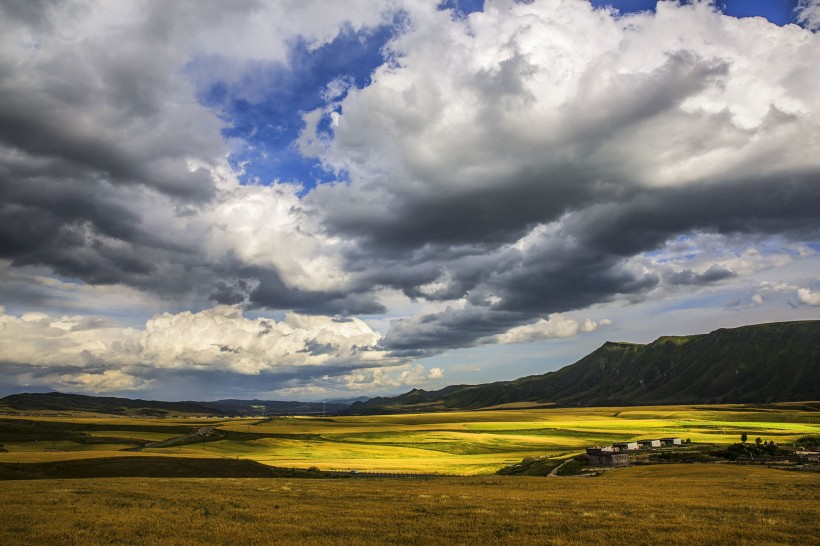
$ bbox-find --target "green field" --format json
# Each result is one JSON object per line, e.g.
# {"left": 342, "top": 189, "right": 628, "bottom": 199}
{"left": 2, "top": 403, "right": 818, "bottom": 474}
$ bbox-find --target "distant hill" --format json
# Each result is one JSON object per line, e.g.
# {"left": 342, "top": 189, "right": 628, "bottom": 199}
{"left": 0, "top": 392, "right": 350, "bottom": 417}
{"left": 207, "top": 398, "right": 350, "bottom": 416}
{"left": 347, "top": 321, "right": 820, "bottom": 414}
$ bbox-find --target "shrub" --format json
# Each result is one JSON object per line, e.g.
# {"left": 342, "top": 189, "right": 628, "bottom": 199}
{"left": 794, "top": 435, "right": 820, "bottom": 449}
{"left": 555, "top": 459, "right": 588, "bottom": 476}
{"left": 715, "top": 441, "right": 785, "bottom": 461}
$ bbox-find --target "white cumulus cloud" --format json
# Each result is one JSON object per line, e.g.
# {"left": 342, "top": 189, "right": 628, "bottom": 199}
{"left": 0, "top": 306, "right": 404, "bottom": 383}
{"left": 488, "top": 315, "right": 612, "bottom": 345}
{"left": 797, "top": 0, "right": 820, "bottom": 30}
{"left": 797, "top": 287, "right": 820, "bottom": 306}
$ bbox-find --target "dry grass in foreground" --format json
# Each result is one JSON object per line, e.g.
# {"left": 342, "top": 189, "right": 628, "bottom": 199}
{"left": 0, "top": 464, "right": 817, "bottom": 545}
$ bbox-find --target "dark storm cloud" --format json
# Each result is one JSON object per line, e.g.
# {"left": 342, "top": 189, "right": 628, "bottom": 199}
{"left": 0, "top": 207, "right": 171, "bottom": 292}
{"left": 378, "top": 249, "right": 659, "bottom": 353}
{"left": 317, "top": 163, "right": 600, "bottom": 250}
{"left": 310, "top": 50, "right": 726, "bottom": 251}
{"left": 1, "top": 0, "right": 819, "bottom": 384}
{"left": 0, "top": 11, "right": 221, "bottom": 202}
{"left": 0, "top": 163, "right": 166, "bottom": 260}
{"left": 381, "top": 305, "right": 529, "bottom": 354}
{"left": 490, "top": 249, "right": 660, "bottom": 314}
{"left": 0, "top": 158, "right": 386, "bottom": 315}
{"left": 346, "top": 243, "right": 516, "bottom": 302}
{"left": 301, "top": 48, "right": 798, "bottom": 351}
{"left": 366, "top": 170, "right": 820, "bottom": 352}
{"left": 568, "top": 172, "right": 820, "bottom": 258}
{"left": 0, "top": 186, "right": 250, "bottom": 310}
{"left": 0, "top": 102, "right": 215, "bottom": 200}
{"left": 0, "top": 2, "right": 396, "bottom": 318}
{"left": 249, "top": 268, "right": 386, "bottom": 315}
{"left": 210, "top": 280, "right": 251, "bottom": 305}
{"left": 333, "top": 35, "right": 819, "bottom": 338}
{"left": 667, "top": 265, "right": 736, "bottom": 286}
{"left": 0, "top": 1, "right": 227, "bottom": 302}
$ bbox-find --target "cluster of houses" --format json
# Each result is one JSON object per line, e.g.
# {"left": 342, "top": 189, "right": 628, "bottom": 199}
{"left": 585, "top": 437, "right": 683, "bottom": 466}
{"left": 795, "top": 451, "right": 820, "bottom": 464}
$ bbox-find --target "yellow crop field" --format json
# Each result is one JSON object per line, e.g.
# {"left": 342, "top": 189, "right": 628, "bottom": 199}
{"left": 2, "top": 403, "right": 818, "bottom": 474}
{"left": 0, "top": 465, "right": 817, "bottom": 545}
{"left": 83, "top": 430, "right": 181, "bottom": 442}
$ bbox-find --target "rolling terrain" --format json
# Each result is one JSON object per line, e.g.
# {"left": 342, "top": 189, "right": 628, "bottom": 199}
{"left": 2, "top": 404, "right": 818, "bottom": 475}
{"left": 348, "top": 321, "right": 820, "bottom": 414}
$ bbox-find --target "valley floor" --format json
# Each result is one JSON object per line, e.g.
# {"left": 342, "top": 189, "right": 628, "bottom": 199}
{"left": 2, "top": 402, "right": 819, "bottom": 475}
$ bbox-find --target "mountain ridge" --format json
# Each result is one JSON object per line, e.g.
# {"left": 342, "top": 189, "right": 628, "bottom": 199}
{"left": 346, "top": 320, "right": 820, "bottom": 414}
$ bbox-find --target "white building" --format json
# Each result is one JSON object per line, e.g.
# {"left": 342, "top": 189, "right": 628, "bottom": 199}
{"left": 660, "top": 437, "right": 682, "bottom": 446}
{"left": 638, "top": 439, "right": 661, "bottom": 448}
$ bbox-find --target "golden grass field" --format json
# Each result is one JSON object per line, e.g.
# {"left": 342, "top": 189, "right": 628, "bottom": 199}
{"left": 1, "top": 404, "right": 818, "bottom": 544}
{"left": 2, "top": 403, "right": 818, "bottom": 474}
{"left": 0, "top": 464, "right": 817, "bottom": 545}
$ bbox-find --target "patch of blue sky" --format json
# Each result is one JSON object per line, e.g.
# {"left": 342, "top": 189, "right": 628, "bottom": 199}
{"left": 191, "top": 19, "right": 402, "bottom": 192}
{"left": 642, "top": 233, "right": 699, "bottom": 261}
{"left": 591, "top": 0, "right": 802, "bottom": 26}
{"left": 647, "top": 252, "right": 698, "bottom": 264}
{"left": 644, "top": 231, "right": 816, "bottom": 263}
{"left": 417, "top": 334, "right": 603, "bottom": 388}
{"left": 749, "top": 237, "right": 817, "bottom": 258}
{"left": 438, "top": 0, "right": 485, "bottom": 19}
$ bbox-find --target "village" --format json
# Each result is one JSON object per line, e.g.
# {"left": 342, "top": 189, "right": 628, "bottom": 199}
{"left": 584, "top": 437, "right": 820, "bottom": 468}
{"left": 585, "top": 437, "right": 684, "bottom": 466}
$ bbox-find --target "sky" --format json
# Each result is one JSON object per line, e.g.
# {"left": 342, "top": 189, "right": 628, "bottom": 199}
{"left": 0, "top": 0, "right": 819, "bottom": 401}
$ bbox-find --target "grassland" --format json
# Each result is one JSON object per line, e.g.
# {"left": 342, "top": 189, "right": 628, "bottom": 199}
{"left": 1, "top": 404, "right": 818, "bottom": 544}
{"left": 0, "top": 465, "right": 817, "bottom": 545}
{"left": 2, "top": 403, "right": 818, "bottom": 474}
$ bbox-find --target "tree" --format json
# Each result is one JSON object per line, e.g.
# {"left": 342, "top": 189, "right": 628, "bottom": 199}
{"left": 741, "top": 432, "right": 748, "bottom": 443}
{"left": 755, "top": 437, "right": 763, "bottom": 445}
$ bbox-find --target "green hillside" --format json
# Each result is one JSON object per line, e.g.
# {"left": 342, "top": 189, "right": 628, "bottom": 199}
{"left": 348, "top": 321, "right": 820, "bottom": 414}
